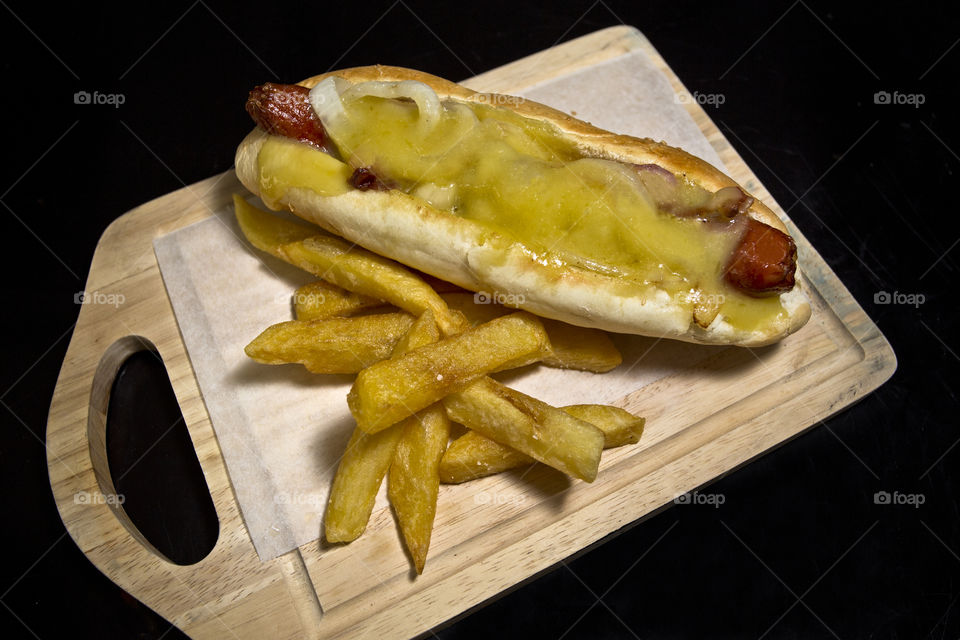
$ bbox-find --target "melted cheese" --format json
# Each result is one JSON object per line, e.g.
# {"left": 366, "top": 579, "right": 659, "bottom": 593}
{"left": 258, "top": 136, "right": 353, "bottom": 206}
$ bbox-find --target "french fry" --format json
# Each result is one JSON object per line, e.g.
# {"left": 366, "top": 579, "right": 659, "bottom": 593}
{"left": 234, "top": 195, "right": 464, "bottom": 335}
{"left": 438, "top": 429, "right": 532, "bottom": 484}
{"left": 387, "top": 310, "right": 447, "bottom": 572}
{"left": 561, "top": 404, "right": 645, "bottom": 447}
{"left": 294, "top": 281, "right": 384, "bottom": 321}
{"left": 442, "top": 378, "right": 605, "bottom": 482}
{"left": 439, "top": 404, "right": 645, "bottom": 483}
{"left": 324, "top": 311, "right": 440, "bottom": 543}
{"left": 282, "top": 236, "right": 465, "bottom": 336}
{"left": 390, "top": 309, "right": 441, "bottom": 357}
{"left": 441, "top": 292, "right": 622, "bottom": 373}
{"left": 324, "top": 424, "right": 406, "bottom": 543}
{"left": 244, "top": 313, "right": 414, "bottom": 374}
{"left": 348, "top": 312, "right": 550, "bottom": 433}
{"left": 388, "top": 404, "right": 450, "bottom": 573}
{"left": 539, "top": 319, "right": 622, "bottom": 373}
{"left": 233, "top": 193, "right": 319, "bottom": 258}
{"left": 387, "top": 311, "right": 446, "bottom": 572}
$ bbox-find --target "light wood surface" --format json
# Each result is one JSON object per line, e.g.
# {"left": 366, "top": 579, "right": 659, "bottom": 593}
{"left": 46, "top": 25, "right": 896, "bottom": 639}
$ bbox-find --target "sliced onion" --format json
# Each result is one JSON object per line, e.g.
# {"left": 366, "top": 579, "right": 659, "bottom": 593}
{"left": 308, "top": 77, "right": 351, "bottom": 135}
{"left": 568, "top": 157, "right": 643, "bottom": 186}
{"left": 341, "top": 80, "right": 443, "bottom": 135}
{"left": 634, "top": 163, "right": 677, "bottom": 184}
{"left": 445, "top": 101, "right": 479, "bottom": 127}
{"left": 584, "top": 158, "right": 655, "bottom": 207}
{"left": 412, "top": 182, "right": 458, "bottom": 211}
{"left": 708, "top": 186, "right": 753, "bottom": 218}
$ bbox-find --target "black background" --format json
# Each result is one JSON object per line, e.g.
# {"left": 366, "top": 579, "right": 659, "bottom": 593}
{"left": 2, "top": 1, "right": 958, "bottom": 638}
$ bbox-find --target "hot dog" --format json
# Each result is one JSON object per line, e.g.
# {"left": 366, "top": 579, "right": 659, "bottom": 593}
{"left": 235, "top": 66, "right": 811, "bottom": 346}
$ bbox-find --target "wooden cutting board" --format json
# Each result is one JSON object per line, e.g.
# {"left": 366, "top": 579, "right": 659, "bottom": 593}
{"left": 47, "top": 25, "right": 896, "bottom": 639}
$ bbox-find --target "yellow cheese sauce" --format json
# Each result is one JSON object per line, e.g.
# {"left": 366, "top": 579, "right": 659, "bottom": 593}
{"left": 257, "top": 94, "right": 786, "bottom": 332}
{"left": 258, "top": 135, "right": 353, "bottom": 204}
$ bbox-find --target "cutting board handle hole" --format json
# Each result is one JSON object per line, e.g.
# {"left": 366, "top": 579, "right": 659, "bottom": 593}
{"left": 87, "top": 337, "right": 219, "bottom": 565}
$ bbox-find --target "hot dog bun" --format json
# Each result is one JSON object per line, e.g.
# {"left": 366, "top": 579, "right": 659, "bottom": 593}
{"left": 235, "top": 65, "right": 811, "bottom": 346}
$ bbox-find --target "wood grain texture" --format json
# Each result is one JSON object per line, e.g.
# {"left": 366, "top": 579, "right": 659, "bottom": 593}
{"left": 46, "top": 25, "right": 895, "bottom": 639}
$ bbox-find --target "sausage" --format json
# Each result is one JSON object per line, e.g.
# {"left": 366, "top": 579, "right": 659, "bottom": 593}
{"left": 245, "top": 84, "right": 797, "bottom": 297}
{"left": 246, "top": 83, "right": 328, "bottom": 150}
{"left": 725, "top": 216, "right": 797, "bottom": 296}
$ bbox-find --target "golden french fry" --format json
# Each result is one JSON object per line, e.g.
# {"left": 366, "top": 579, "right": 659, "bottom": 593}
{"left": 442, "top": 378, "right": 605, "bottom": 482}
{"left": 324, "top": 311, "right": 440, "bottom": 543}
{"left": 538, "top": 319, "right": 622, "bottom": 373}
{"left": 348, "top": 312, "right": 550, "bottom": 433}
{"left": 235, "top": 196, "right": 464, "bottom": 335}
{"left": 388, "top": 310, "right": 447, "bottom": 572}
{"left": 561, "top": 404, "right": 645, "bottom": 447}
{"left": 439, "top": 404, "right": 645, "bottom": 483}
{"left": 388, "top": 404, "right": 450, "bottom": 573}
{"left": 233, "top": 194, "right": 318, "bottom": 258}
{"left": 438, "top": 429, "right": 532, "bottom": 484}
{"left": 441, "top": 293, "right": 622, "bottom": 373}
{"left": 294, "top": 280, "right": 384, "bottom": 321}
{"left": 281, "top": 235, "right": 465, "bottom": 336}
{"left": 391, "top": 309, "right": 441, "bottom": 358}
{"left": 244, "top": 313, "right": 414, "bottom": 374}
{"left": 324, "top": 424, "right": 405, "bottom": 543}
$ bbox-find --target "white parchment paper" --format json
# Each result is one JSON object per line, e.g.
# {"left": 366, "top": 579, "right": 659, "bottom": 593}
{"left": 154, "top": 48, "right": 728, "bottom": 561}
